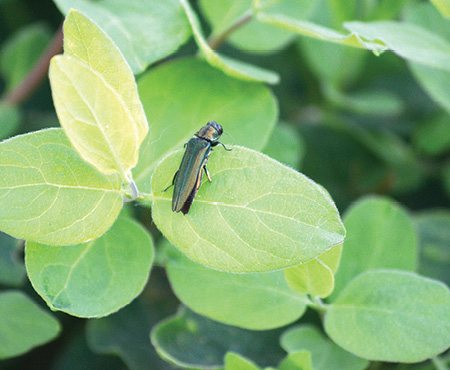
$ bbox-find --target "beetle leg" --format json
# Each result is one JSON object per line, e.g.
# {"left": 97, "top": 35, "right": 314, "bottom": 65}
{"left": 204, "top": 166, "right": 212, "bottom": 182}
{"left": 164, "top": 170, "right": 178, "bottom": 192}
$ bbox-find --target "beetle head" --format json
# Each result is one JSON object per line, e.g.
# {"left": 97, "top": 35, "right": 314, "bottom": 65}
{"left": 195, "top": 121, "right": 223, "bottom": 142}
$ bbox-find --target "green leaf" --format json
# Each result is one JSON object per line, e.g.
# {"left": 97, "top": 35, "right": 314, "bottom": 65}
{"left": 403, "top": 4, "right": 450, "bottom": 115}
{"left": 330, "top": 196, "right": 417, "bottom": 300}
{"left": 0, "top": 128, "right": 123, "bottom": 245}
{"left": 200, "top": 0, "right": 315, "bottom": 53}
{"left": 0, "top": 232, "right": 25, "bottom": 286}
{"left": 63, "top": 10, "right": 148, "bottom": 143}
{"left": 51, "top": 330, "right": 123, "bottom": 370}
{"left": 180, "top": 0, "right": 279, "bottom": 84}
{"left": 344, "top": 21, "right": 450, "bottom": 72}
{"left": 414, "top": 210, "right": 450, "bottom": 286}
{"left": 262, "top": 122, "right": 304, "bottom": 169}
{"left": 413, "top": 113, "right": 450, "bottom": 155}
{"left": 53, "top": 0, "right": 190, "bottom": 74}
{"left": 224, "top": 352, "right": 261, "bottom": 370}
{"left": 86, "top": 299, "right": 171, "bottom": 370}
{"left": 284, "top": 243, "right": 342, "bottom": 298}
{"left": 278, "top": 350, "right": 313, "bottom": 370}
{"left": 409, "top": 64, "right": 450, "bottom": 115}
{"left": 151, "top": 308, "right": 285, "bottom": 369}
{"left": 0, "top": 103, "right": 20, "bottom": 140}
{"left": 0, "top": 291, "right": 60, "bottom": 359}
{"left": 0, "top": 23, "right": 52, "bottom": 92}
{"left": 336, "top": 120, "right": 424, "bottom": 194}
{"left": 324, "top": 270, "right": 450, "bottom": 362}
{"left": 257, "top": 13, "right": 386, "bottom": 54}
{"left": 324, "top": 84, "right": 404, "bottom": 116}
{"left": 151, "top": 147, "right": 345, "bottom": 273}
{"left": 133, "top": 58, "right": 278, "bottom": 193}
{"left": 280, "top": 325, "right": 369, "bottom": 370}
{"left": 25, "top": 216, "right": 153, "bottom": 317}
{"left": 49, "top": 10, "right": 148, "bottom": 177}
{"left": 430, "top": 0, "right": 450, "bottom": 18}
{"left": 165, "top": 246, "right": 308, "bottom": 329}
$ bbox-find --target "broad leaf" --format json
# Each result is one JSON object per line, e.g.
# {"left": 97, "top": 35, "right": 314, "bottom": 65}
{"left": 151, "top": 308, "right": 285, "bottom": 369}
{"left": 134, "top": 58, "right": 278, "bottom": 193}
{"left": 180, "top": 0, "right": 279, "bottom": 84}
{"left": 0, "top": 291, "right": 60, "bottom": 359}
{"left": 330, "top": 196, "right": 417, "bottom": 300}
{"left": 53, "top": 0, "right": 190, "bottom": 74}
{"left": 165, "top": 246, "right": 308, "bottom": 329}
{"left": 152, "top": 147, "right": 345, "bottom": 273}
{"left": 325, "top": 270, "right": 450, "bottom": 362}
{"left": 25, "top": 216, "right": 153, "bottom": 317}
{"left": 50, "top": 10, "right": 148, "bottom": 177}
{"left": 0, "top": 128, "right": 123, "bottom": 245}
{"left": 63, "top": 10, "right": 148, "bottom": 143}
{"left": 280, "top": 325, "right": 368, "bottom": 370}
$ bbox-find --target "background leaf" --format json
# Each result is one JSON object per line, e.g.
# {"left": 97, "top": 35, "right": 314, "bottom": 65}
{"left": 53, "top": 0, "right": 191, "bottom": 74}
{"left": 0, "top": 291, "right": 60, "bottom": 359}
{"left": 262, "top": 122, "right": 305, "bottom": 169}
{"left": 330, "top": 196, "right": 417, "bottom": 300}
{"left": 180, "top": 0, "right": 279, "bottom": 84}
{"left": 0, "top": 23, "right": 51, "bottom": 92}
{"left": 414, "top": 210, "right": 450, "bottom": 286}
{"left": 133, "top": 57, "right": 278, "bottom": 193}
{"left": 344, "top": 20, "right": 450, "bottom": 72}
{"left": 0, "top": 232, "right": 25, "bottom": 287}
{"left": 0, "top": 128, "right": 123, "bottom": 245}
{"left": 86, "top": 298, "right": 175, "bottom": 370}
{"left": 325, "top": 270, "right": 450, "bottom": 362}
{"left": 200, "top": 0, "right": 315, "bottom": 52}
{"left": 151, "top": 308, "right": 285, "bottom": 369}
{"left": 165, "top": 245, "right": 307, "bottom": 330}
{"left": 0, "top": 103, "right": 20, "bottom": 140}
{"left": 25, "top": 216, "right": 153, "bottom": 317}
{"left": 152, "top": 147, "right": 345, "bottom": 272}
{"left": 280, "top": 325, "right": 369, "bottom": 370}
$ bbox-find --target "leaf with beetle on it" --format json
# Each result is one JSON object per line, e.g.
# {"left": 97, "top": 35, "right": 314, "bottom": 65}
{"left": 152, "top": 140, "right": 345, "bottom": 273}
{"left": 49, "top": 10, "right": 148, "bottom": 178}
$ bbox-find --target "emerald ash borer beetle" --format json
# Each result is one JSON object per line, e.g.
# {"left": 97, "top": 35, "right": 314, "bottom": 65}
{"left": 166, "top": 121, "right": 231, "bottom": 215}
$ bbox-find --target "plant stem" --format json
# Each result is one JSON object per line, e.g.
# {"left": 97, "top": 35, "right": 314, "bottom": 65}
{"left": 207, "top": 9, "right": 253, "bottom": 50}
{"left": 2, "top": 24, "right": 64, "bottom": 105}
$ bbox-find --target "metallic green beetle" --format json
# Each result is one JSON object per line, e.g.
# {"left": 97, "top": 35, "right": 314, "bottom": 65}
{"left": 168, "top": 121, "right": 231, "bottom": 215}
